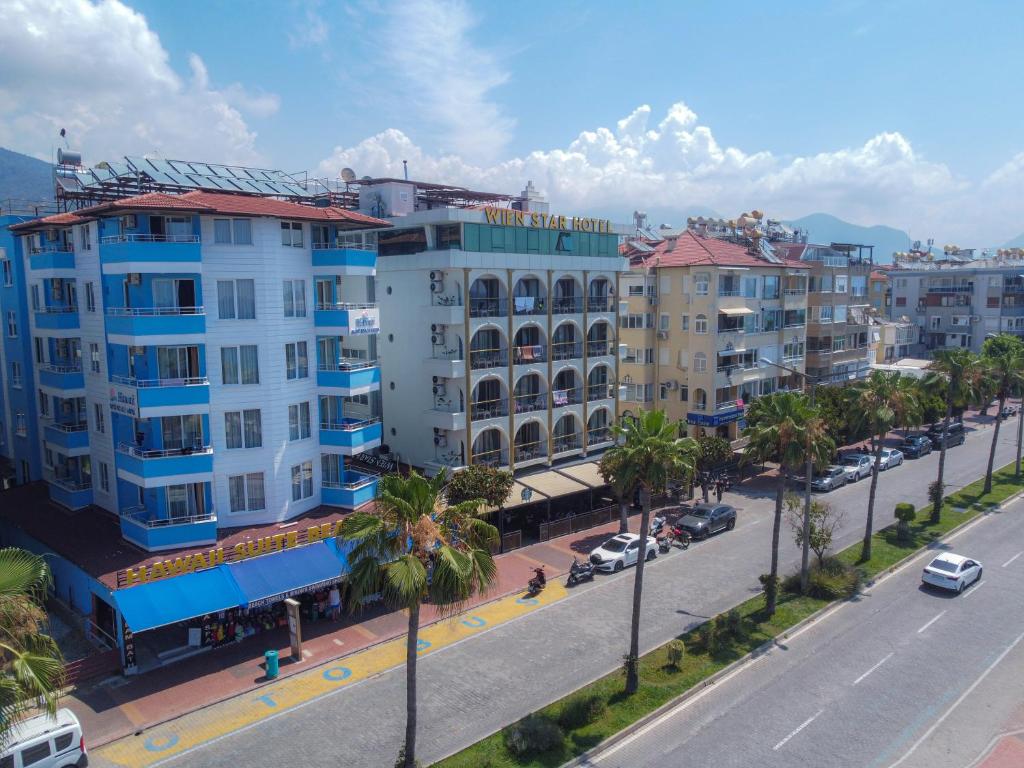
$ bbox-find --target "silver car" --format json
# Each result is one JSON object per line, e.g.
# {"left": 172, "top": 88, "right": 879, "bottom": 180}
{"left": 839, "top": 453, "right": 872, "bottom": 481}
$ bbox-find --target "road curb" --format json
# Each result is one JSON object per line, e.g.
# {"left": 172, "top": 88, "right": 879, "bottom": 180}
{"left": 557, "top": 485, "right": 1024, "bottom": 768}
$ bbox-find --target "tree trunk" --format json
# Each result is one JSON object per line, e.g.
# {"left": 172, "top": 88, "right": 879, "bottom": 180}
{"left": 403, "top": 603, "right": 419, "bottom": 768}
{"left": 767, "top": 472, "right": 785, "bottom": 617}
{"left": 618, "top": 500, "right": 629, "bottom": 534}
{"left": 984, "top": 392, "right": 1006, "bottom": 494}
{"left": 861, "top": 432, "right": 883, "bottom": 562}
{"left": 625, "top": 486, "right": 651, "bottom": 695}
{"left": 1016, "top": 402, "right": 1023, "bottom": 480}
{"left": 932, "top": 388, "right": 954, "bottom": 524}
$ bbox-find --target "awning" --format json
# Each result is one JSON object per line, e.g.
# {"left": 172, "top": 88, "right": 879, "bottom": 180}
{"left": 112, "top": 567, "right": 243, "bottom": 633}
{"left": 554, "top": 461, "right": 606, "bottom": 488}
{"left": 519, "top": 469, "right": 589, "bottom": 499}
{"left": 718, "top": 306, "right": 754, "bottom": 316}
{"left": 484, "top": 481, "right": 547, "bottom": 513}
{"left": 229, "top": 541, "right": 345, "bottom": 609}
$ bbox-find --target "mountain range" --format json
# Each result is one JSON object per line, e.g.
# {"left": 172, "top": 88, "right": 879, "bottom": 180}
{"left": 783, "top": 213, "right": 913, "bottom": 263}
{"left": 0, "top": 147, "right": 54, "bottom": 208}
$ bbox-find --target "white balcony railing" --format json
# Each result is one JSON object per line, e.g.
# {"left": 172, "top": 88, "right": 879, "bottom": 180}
{"left": 117, "top": 442, "right": 212, "bottom": 459}
{"left": 106, "top": 306, "right": 204, "bottom": 316}
{"left": 121, "top": 505, "right": 216, "bottom": 527}
{"left": 110, "top": 375, "right": 209, "bottom": 388}
{"left": 100, "top": 234, "right": 199, "bottom": 244}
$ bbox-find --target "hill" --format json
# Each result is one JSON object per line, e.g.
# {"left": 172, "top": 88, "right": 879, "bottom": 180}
{"left": 0, "top": 147, "right": 54, "bottom": 208}
{"left": 1003, "top": 233, "right": 1024, "bottom": 249}
{"left": 785, "top": 212, "right": 912, "bottom": 263}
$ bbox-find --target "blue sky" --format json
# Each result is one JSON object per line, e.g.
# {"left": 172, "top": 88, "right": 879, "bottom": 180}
{"left": 2, "top": 0, "right": 1022, "bottom": 244}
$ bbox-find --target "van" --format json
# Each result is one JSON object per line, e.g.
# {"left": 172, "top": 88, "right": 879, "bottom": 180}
{"left": 0, "top": 709, "right": 87, "bottom": 768}
{"left": 927, "top": 421, "right": 966, "bottom": 449}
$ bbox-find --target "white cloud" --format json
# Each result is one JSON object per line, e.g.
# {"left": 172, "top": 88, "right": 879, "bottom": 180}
{"left": 0, "top": 0, "right": 279, "bottom": 165}
{"left": 288, "top": 0, "right": 329, "bottom": 49}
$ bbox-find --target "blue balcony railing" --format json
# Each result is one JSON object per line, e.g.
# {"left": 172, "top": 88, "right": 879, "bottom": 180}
{"left": 100, "top": 234, "right": 201, "bottom": 267}
{"left": 311, "top": 246, "right": 377, "bottom": 273}
{"left": 43, "top": 422, "right": 89, "bottom": 451}
{"left": 34, "top": 306, "right": 79, "bottom": 330}
{"left": 119, "top": 506, "right": 217, "bottom": 551}
{"left": 316, "top": 360, "right": 380, "bottom": 394}
{"left": 116, "top": 442, "right": 214, "bottom": 482}
{"left": 321, "top": 471, "right": 379, "bottom": 509}
{"left": 319, "top": 417, "right": 383, "bottom": 454}
{"left": 38, "top": 364, "right": 84, "bottom": 390}
{"left": 105, "top": 307, "right": 206, "bottom": 338}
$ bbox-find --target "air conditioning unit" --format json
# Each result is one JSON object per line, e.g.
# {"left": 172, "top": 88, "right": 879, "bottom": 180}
{"left": 429, "top": 271, "right": 444, "bottom": 281}
{"left": 656, "top": 330, "right": 669, "bottom": 340}
{"left": 432, "top": 384, "right": 446, "bottom": 396}
{"left": 127, "top": 273, "right": 142, "bottom": 286}
{"left": 434, "top": 434, "right": 448, "bottom": 448}
{"left": 432, "top": 376, "right": 443, "bottom": 384}
{"left": 431, "top": 332, "right": 446, "bottom": 345}
{"left": 665, "top": 380, "right": 678, "bottom": 390}
{"left": 430, "top": 324, "right": 445, "bottom": 333}
{"left": 129, "top": 345, "right": 145, "bottom": 356}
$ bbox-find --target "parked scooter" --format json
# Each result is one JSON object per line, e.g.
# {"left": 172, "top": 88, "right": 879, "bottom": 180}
{"left": 656, "top": 534, "right": 673, "bottom": 554}
{"left": 527, "top": 566, "right": 547, "bottom": 597}
{"left": 649, "top": 514, "right": 668, "bottom": 537}
{"left": 566, "top": 557, "right": 596, "bottom": 586}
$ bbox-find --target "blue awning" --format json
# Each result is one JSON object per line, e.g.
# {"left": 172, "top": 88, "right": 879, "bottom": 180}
{"left": 111, "top": 566, "right": 244, "bottom": 633}
{"left": 229, "top": 541, "right": 345, "bottom": 609}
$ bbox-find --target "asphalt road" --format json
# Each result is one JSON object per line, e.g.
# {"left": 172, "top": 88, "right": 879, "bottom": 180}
{"left": 102, "top": 420, "right": 1020, "bottom": 768}
{"left": 586, "top": 494, "right": 1024, "bottom": 768}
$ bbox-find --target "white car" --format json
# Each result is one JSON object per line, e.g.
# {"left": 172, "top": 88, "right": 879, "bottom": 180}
{"left": 589, "top": 533, "right": 658, "bottom": 573}
{"left": 873, "top": 448, "right": 904, "bottom": 470}
{"left": 922, "top": 553, "right": 982, "bottom": 593}
{"left": 839, "top": 453, "right": 873, "bottom": 481}
{"left": 0, "top": 708, "right": 86, "bottom": 768}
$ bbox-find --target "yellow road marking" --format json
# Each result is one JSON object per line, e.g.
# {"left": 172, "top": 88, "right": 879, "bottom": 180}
{"left": 96, "top": 583, "right": 568, "bottom": 767}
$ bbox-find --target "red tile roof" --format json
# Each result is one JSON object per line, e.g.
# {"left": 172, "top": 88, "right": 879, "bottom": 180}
{"left": 870, "top": 270, "right": 889, "bottom": 281}
{"left": 8, "top": 211, "right": 87, "bottom": 232}
{"left": 627, "top": 230, "right": 807, "bottom": 270}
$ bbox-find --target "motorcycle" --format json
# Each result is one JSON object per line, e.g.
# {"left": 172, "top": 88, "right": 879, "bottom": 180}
{"left": 526, "top": 566, "right": 547, "bottom": 597}
{"left": 566, "top": 557, "right": 595, "bottom": 586}
{"left": 670, "top": 525, "right": 692, "bottom": 550}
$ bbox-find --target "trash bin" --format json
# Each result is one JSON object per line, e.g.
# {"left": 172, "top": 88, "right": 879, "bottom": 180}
{"left": 264, "top": 649, "right": 279, "bottom": 679}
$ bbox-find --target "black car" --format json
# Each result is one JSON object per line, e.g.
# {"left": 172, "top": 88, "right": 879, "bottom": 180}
{"left": 927, "top": 422, "right": 966, "bottom": 449}
{"left": 676, "top": 503, "right": 737, "bottom": 539}
{"left": 901, "top": 434, "right": 933, "bottom": 458}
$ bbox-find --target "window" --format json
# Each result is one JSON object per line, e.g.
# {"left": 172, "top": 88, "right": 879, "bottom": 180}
{"left": 89, "top": 343, "right": 100, "bottom": 373}
{"left": 694, "top": 352, "right": 707, "bottom": 372}
{"left": 659, "top": 313, "right": 670, "bottom": 331}
{"left": 818, "top": 305, "right": 834, "bottom": 323}
{"left": 763, "top": 275, "right": 780, "bottom": 300}
{"left": 288, "top": 402, "right": 311, "bottom": 440}
{"left": 10, "top": 361, "right": 21, "bottom": 388}
{"left": 680, "top": 385, "right": 688, "bottom": 402}
{"left": 291, "top": 460, "right": 314, "bottom": 500}
{"left": 79, "top": 223, "right": 91, "bottom": 251}
{"left": 85, "top": 281, "right": 96, "bottom": 312}
{"left": 695, "top": 314, "right": 708, "bottom": 334}
{"left": 33, "top": 337, "right": 43, "bottom": 364}
{"left": 216, "top": 279, "right": 255, "bottom": 319}
{"left": 213, "top": 218, "right": 253, "bottom": 245}
{"left": 93, "top": 403, "right": 105, "bottom": 433}
{"left": 1, "top": 258, "right": 11, "bottom": 286}
{"left": 6, "top": 310, "right": 16, "bottom": 337}
{"left": 14, "top": 413, "right": 26, "bottom": 436}
{"left": 895, "top": 296, "right": 907, "bottom": 307}
{"left": 619, "top": 313, "right": 653, "bottom": 329}
{"left": 281, "top": 221, "right": 304, "bottom": 247}
{"left": 783, "top": 341, "right": 804, "bottom": 360}
{"left": 221, "top": 345, "right": 259, "bottom": 384}
{"left": 54, "top": 732, "right": 74, "bottom": 752}
{"left": 832, "top": 336, "right": 846, "bottom": 352}
{"left": 19, "top": 740, "right": 51, "bottom": 766}
{"left": 930, "top": 316, "right": 942, "bottom": 330}
{"left": 660, "top": 384, "right": 668, "bottom": 400}
{"left": 37, "top": 390, "right": 49, "bottom": 418}
{"left": 680, "top": 314, "right": 689, "bottom": 331}
{"left": 30, "top": 284, "right": 39, "bottom": 310}
{"left": 834, "top": 305, "right": 848, "bottom": 323}
{"left": 229, "top": 472, "right": 266, "bottom": 512}
{"left": 835, "top": 274, "right": 849, "bottom": 293}
{"left": 285, "top": 341, "right": 309, "bottom": 380}
{"left": 225, "top": 409, "right": 262, "bottom": 448}
{"left": 628, "top": 285, "right": 645, "bottom": 296}
{"left": 283, "top": 280, "right": 306, "bottom": 317}
{"left": 695, "top": 273, "right": 709, "bottom": 295}
{"left": 555, "top": 231, "right": 573, "bottom": 252}
{"left": 99, "top": 462, "right": 109, "bottom": 492}
{"left": 743, "top": 277, "right": 758, "bottom": 298}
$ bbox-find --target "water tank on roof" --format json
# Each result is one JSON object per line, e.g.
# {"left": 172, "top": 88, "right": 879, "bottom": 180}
{"left": 57, "top": 149, "right": 81, "bottom": 166}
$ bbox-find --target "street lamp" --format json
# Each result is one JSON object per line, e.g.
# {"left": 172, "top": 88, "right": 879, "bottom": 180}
{"left": 760, "top": 357, "right": 821, "bottom": 594}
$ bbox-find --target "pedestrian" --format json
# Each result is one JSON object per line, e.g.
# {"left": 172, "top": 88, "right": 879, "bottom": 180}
{"left": 715, "top": 479, "right": 724, "bottom": 503}
{"left": 328, "top": 584, "right": 342, "bottom": 621}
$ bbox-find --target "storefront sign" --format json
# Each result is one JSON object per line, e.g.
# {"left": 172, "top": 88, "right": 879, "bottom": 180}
{"left": 121, "top": 618, "right": 137, "bottom": 672}
{"left": 686, "top": 407, "right": 746, "bottom": 427}
{"left": 352, "top": 451, "right": 396, "bottom": 474}
{"left": 247, "top": 576, "right": 341, "bottom": 610}
{"left": 349, "top": 307, "right": 380, "bottom": 336}
{"left": 483, "top": 207, "right": 613, "bottom": 234}
{"left": 119, "top": 519, "right": 348, "bottom": 587}
{"left": 109, "top": 384, "right": 139, "bottom": 418}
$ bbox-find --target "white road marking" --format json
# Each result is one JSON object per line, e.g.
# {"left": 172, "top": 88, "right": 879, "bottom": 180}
{"left": 963, "top": 580, "right": 986, "bottom": 598}
{"left": 302, "top": 649, "right": 313, "bottom": 659}
{"left": 917, "top": 611, "right": 946, "bottom": 634}
{"left": 853, "top": 652, "right": 894, "bottom": 685}
{"left": 888, "top": 628, "right": 1024, "bottom": 767}
{"left": 1002, "top": 551, "right": 1022, "bottom": 567}
{"left": 332, "top": 638, "right": 345, "bottom": 647}
{"left": 773, "top": 709, "right": 824, "bottom": 751}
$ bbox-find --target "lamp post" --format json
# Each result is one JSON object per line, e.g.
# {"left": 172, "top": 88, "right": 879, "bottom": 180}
{"left": 761, "top": 357, "right": 820, "bottom": 594}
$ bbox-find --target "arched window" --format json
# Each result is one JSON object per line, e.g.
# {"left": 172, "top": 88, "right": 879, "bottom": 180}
{"left": 695, "top": 314, "right": 708, "bottom": 334}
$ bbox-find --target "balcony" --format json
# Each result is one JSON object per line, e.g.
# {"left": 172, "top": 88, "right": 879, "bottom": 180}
{"left": 105, "top": 307, "right": 206, "bottom": 341}
{"left": 514, "top": 392, "right": 550, "bottom": 414}
{"left": 470, "top": 348, "right": 509, "bottom": 371}
{"left": 45, "top": 474, "right": 92, "bottom": 511}
{"left": 586, "top": 340, "right": 613, "bottom": 357}
{"left": 34, "top": 306, "right": 79, "bottom": 331}
{"left": 426, "top": 402, "right": 466, "bottom": 431}
{"left": 316, "top": 360, "right": 381, "bottom": 395}
{"left": 587, "top": 426, "right": 613, "bottom": 447}
{"left": 586, "top": 296, "right": 614, "bottom": 313}
{"left": 319, "top": 417, "right": 383, "bottom": 455}
{"left": 550, "top": 342, "right": 583, "bottom": 362}
{"left": 43, "top": 422, "right": 89, "bottom": 453}
{"left": 552, "top": 296, "right": 584, "bottom": 315}
{"left": 469, "top": 297, "right": 508, "bottom": 318}
{"left": 321, "top": 471, "right": 379, "bottom": 509}
{"left": 99, "top": 234, "right": 201, "bottom": 273}
{"left": 471, "top": 397, "right": 509, "bottom": 421}
{"left": 109, "top": 375, "right": 211, "bottom": 417}
{"left": 514, "top": 440, "right": 548, "bottom": 465}
{"left": 473, "top": 448, "right": 508, "bottom": 468}
{"left": 116, "top": 443, "right": 214, "bottom": 487}
{"left": 552, "top": 434, "right": 583, "bottom": 455}
{"left": 29, "top": 245, "right": 75, "bottom": 272}
{"left": 38, "top": 364, "right": 84, "bottom": 391}
{"left": 311, "top": 244, "right": 377, "bottom": 274}
{"left": 549, "top": 388, "right": 583, "bottom": 409}
{"left": 513, "top": 344, "right": 548, "bottom": 365}
{"left": 927, "top": 285, "right": 973, "bottom": 294}
{"left": 119, "top": 506, "right": 217, "bottom": 552}
{"left": 587, "top": 383, "right": 613, "bottom": 402}
{"left": 512, "top": 297, "right": 547, "bottom": 317}
{"left": 314, "top": 302, "right": 380, "bottom": 336}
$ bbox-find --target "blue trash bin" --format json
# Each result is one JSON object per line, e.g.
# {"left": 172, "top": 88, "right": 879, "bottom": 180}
{"left": 265, "top": 649, "right": 279, "bottom": 679}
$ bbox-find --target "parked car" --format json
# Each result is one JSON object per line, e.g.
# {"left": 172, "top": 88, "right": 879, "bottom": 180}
{"left": 901, "top": 434, "right": 933, "bottom": 458}
{"left": 810, "top": 466, "right": 848, "bottom": 492}
{"left": 873, "top": 448, "right": 904, "bottom": 470}
{"left": 589, "top": 533, "right": 658, "bottom": 572}
{"left": 675, "top": 503, "right": 737, "bottom": 540}
{"left": 1001, "top": 404, "right": 1018, "bottom": 420}
{"left": 839, "top": 453, "right": 873, "bottom": 482}
{"left": 0, "top": 708, "right": 87, "bottom": 768}
{"left": 927, "top": 421, "right": 966, "bottom": 449}
{"left": 921, "top": 552, "right": 982, "bottom": 593}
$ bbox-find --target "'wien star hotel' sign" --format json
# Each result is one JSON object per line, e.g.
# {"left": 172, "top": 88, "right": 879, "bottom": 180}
{"left": 483, "top": 206, "right": 613, "bottom": 234}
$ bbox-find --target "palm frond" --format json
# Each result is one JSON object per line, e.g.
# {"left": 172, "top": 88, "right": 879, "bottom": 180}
{"left": 383, "top": 555, "right": 428, "bottom": 610}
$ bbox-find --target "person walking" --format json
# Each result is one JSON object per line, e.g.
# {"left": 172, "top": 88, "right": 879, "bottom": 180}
{"left": 714, "top": 478, "right": 724, "bottom": 503}
{"left": 328, "top": 584, "right": 342, "bottom": 621}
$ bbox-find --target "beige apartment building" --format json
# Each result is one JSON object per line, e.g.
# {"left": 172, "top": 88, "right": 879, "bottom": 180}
{"left": 618, "top": 230, "right": 809, "bottom": 443}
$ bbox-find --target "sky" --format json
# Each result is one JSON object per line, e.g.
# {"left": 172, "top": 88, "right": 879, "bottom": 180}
{"left": 1, "top": 0, "right": 1022, "bottom": 246}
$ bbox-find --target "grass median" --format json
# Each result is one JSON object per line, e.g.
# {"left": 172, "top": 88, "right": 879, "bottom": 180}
{"left": 434, "top": 461, "right": 1024, "bottom": 768}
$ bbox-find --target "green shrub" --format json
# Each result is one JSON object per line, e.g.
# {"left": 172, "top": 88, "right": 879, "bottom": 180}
{"left": 712, "top": 615, "right": 731, "bottom": 645}
{"left": 783, "top": 558, "right": 862, "bottom": 600}
{"left": 666, "top": 639, "right": 686, "bottom": 669}
{"left": 894, "top": 502, "right": 916, "bottom": 544}
{"left": 503, "top": 714, "right": 564, "bottom": 758}
{"left": 759, "top": 573, "right": 779, "bottom": 611}
{"left": 725, "top": 608, "right": 746, "bottom": 641}
{"left": 697, "top": 621, "right": 717, "bottom": 655}
{"left": 558, "top": 693, "right": 607, "bottom": 730}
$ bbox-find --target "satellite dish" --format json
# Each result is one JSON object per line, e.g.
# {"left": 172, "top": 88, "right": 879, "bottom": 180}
{"left": 341, "top": 167, "right": 356, "bottom": 182}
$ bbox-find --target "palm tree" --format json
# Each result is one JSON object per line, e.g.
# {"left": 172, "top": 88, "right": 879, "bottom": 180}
{"left": 850, "top": 371, "right": 920, "bottom": 562}
{"left": 0, "top": 548, "right": 65, "bottom": 749}
{"left": 922, "top": 349, "right": 978, "bottom": 523}
{"left": 743, "top": 392, "right": 833, "bottom": 614}
{"left": 340, "top": 470, "right": 498, "bottom": 768}
{"left": 980, "top": 338, "right": 1024, "bottom": 494}
{"left": 598, "top": 448, "right": 638, "bottom": 534}
{"left": 605, "top": 410, "right": 697, "bottom": 695}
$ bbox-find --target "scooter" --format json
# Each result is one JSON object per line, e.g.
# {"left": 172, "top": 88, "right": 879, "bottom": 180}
{"left": 656, "top": 534, "right": 673, "bottom": 554}
{"left": 670, "top": 525, "right": 692, "bottom": 549}
{"left": 649, "top": 515, "right": 668, "bottom": 537}
{"left": 566, "top": 557, "right": 595, "bottom": 586}
{"left": 526, "top": 566, "right": 547, "bottom": 597}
